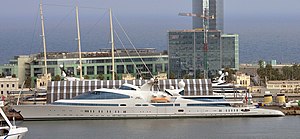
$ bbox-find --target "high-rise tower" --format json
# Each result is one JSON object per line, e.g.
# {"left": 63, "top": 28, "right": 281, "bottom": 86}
{"left": 192, "top": 0, "right": 224, "bottom": 32}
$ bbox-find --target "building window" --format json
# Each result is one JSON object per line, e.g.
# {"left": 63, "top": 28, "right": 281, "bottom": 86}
{"left": 97, "top": 66, "right": 104, "bottom": 74}
{"left": 1, "top": 91, "right": 3, "bottom": 94}
{"left": 47, "top": 68, "right": 55, "bottom": 76}
{"left": 87, "top": 66, "right": 94, "bottom": 75}
{"left": 155, "top": 64, "right": 163, "bottom": 72}
{"left": 117, "top": 65, "right": 124, "bottom": 74}
{"left": 12, "top": 84, "right": 15, "bottom": 88}
{"left": 1, "top": 84, "right": 3, "bottom": 88}
{"left": 126, "top": 65, "right": 134, "bottom": 73}
{"left": 33, "top": 68, "right": 43, "bottom": 76}
{"left": 6, "top": 84, "right": 9, "bottom": 88}
{"left": 107, "top": 66, "right": 112, "bottom": 75}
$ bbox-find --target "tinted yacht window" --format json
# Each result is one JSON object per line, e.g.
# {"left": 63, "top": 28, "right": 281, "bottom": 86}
{"left": 73, "top": 91, "right": 130, "bottom": 99}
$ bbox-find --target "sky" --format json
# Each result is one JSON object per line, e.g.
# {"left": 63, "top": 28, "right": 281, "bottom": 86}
{"left": 1, "top": 0, "right": 300, "bottom": 18}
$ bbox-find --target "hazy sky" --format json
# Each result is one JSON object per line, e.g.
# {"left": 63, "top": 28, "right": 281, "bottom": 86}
{"left": 1, "top": 0, "right": 300, "bottom": 17}
{"left": 1, "top": 0, "right": 300, "bottom": 30}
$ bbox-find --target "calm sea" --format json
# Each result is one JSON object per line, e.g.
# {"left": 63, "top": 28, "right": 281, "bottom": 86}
{"left": 20, "top": 116, "right": 300, "bottom": 139}
{"left": 1, "top": 16, "right": 300, "bottom": 64}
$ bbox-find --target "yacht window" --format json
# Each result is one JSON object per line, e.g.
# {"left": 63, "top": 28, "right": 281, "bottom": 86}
{"left": 152, "top": 104, "right": 173, "bottom": 107}
{"left": 178, "top": 109, "right": 184, "bottom": 112}
{"left": 142, "top": 104, "right": 149, "bottom": 106}
{"left": 179, "top": 90, "right": 184, "bottom": 95}
{"left": 174, "top": 104, "right": 180, "bottom": 106}
{"left": 187, "top": 103, "right": 231, "bottom": 107}
{"left": 135, "top": 104, "right": 141, "bottom": 106}
{"left": 120, "top": 104, "right": 127, "bottom": 106}
{"left": 241, "top": 109, "right": 250, "bottom": 112}
{"left": 73, "top": 91, "right": 130, "bottom": 100}
{"left": 119, "top": 85, "right": 136, "bottom": 90}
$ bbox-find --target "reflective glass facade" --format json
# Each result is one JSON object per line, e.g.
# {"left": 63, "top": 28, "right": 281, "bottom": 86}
{"left": 192, "top": 0, "right": 224, "bottom": 32}
{"left": 168, "top": 30, "right": 222, "bottom": 78}
{"left": 221, "top": 34, "right": 239, "bottom": 70}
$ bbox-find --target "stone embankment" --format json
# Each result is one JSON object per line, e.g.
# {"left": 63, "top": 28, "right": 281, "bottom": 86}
{"left": 261, "top": 106, "right": 300, "bottom": 115}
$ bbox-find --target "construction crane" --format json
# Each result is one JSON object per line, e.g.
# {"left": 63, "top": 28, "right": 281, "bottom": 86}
{"left": 179, "top": 2, "right": 215, "bottom": 79}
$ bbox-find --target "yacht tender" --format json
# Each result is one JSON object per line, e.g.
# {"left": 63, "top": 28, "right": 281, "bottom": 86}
{"left": 0, "top": 101, "right": 28, "bottom": 139}
{"left": 13, "top": 79, "right": 284, "bottom": 120}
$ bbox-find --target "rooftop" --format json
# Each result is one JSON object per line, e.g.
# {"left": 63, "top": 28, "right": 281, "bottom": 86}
{"left": 32, "top": 48, "right": 168, "bottom": 60}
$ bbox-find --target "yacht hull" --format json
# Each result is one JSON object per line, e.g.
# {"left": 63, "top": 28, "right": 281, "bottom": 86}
{"left": 0, "top": 127, "right": 28, "bottom": 139}
{"left": 13, "top": 105, "right": 284, "bottom": 121}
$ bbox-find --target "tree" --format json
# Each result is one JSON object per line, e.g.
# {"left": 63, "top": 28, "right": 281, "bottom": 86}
{"left": 83, "top": 75, "right": 90, "bottom": 79}
{"left": 0, "top": 72, "right": 5, "bottom": 78}
{"left": 24, "top": 77, "right": 32, "bottom": 88}
{"left": 258, "top": 60, "right": 265, "bottom": 68}
{"left": 54, "top": 75, "right": 61, "bottom": 81}
{"left": 183, "top": 74, "right": 192, "bottom": 79}
{"left": 96, "top": 74, "right": 104, "bottom": 80}
{"left": 224, "top": 68, "right": 236, "bottom": 83}
{"left": 282, "top": 66, "right": 292, "bottom": 80}
{"left": 169, "top": 72, "right": 176, "bottom": 79}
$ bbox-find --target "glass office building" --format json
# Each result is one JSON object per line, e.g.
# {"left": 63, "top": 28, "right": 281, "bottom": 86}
{"left": 168, "top": 29, "right": 222, "bottom": 79}
{"left": 221, "top": 34, "right": 239, "bottom": 70}
{"left": 192, "top": 0, "right": 224, "bottom": 32}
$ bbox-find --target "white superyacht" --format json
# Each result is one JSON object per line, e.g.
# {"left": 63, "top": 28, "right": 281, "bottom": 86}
{"left": 13, "top": 79, "right": 284, "bottom": 120}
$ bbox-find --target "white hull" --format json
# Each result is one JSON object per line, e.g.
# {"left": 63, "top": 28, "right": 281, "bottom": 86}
{"left": 0, "top": 127, "right": 28, "bottom": 139}
{"left": 13, "top": 104, "right": 284, "bottom": 120}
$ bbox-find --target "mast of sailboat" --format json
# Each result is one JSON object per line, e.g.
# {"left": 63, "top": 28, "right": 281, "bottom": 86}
{"left": 75, "top": 6, "right": 83, "bottom": 80}
{"left": 40, "top": 0, "right": 48, "bottom": 75}
{"left": 109, "top": 8, "right": 115, "bottom": 80}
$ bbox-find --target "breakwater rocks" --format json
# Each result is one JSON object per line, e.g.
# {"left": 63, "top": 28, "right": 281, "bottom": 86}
{"left": 261, "top": 106, "right": 300, "bottom": 115}
{"left": 281, "top": 107, "right": 300, "bottom": 115}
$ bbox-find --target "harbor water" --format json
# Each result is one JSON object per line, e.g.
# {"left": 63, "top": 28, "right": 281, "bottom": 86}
{"left": 20, "top": 116, "right": 300, "bottom": 139}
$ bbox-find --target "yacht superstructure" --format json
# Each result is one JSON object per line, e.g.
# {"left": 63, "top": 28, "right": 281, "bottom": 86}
{"left": 212, "top": 72, "right": 252, "bottom": 100}
{"left": 13, "top": 79, "right": 284, "bottom": 120}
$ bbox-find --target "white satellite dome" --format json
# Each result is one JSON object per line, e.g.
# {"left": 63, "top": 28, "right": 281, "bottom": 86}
{"left": 178, "top": 80, "right": 185, "bottom": 89}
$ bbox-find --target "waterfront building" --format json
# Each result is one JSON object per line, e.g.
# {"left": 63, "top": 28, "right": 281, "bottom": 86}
{"left": 0, "top": 76, "right": 19, "bottom": 97}
{"left": 236, "top": 72, "right": 250, "bottom": 87}
{"left": 0, "top": 48, "right": 168, "bottom": 86}
{"left": 168, "top": 29, "right": 222, "bottom": 78}
{"left": 192, "top": 0, "right": 224, "bottom": 31}
{"left": 221, "top": 34, "right": 239, "bottom": 70}
{"left": 266, "top": 80, "right": 300, "bottom": 94}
